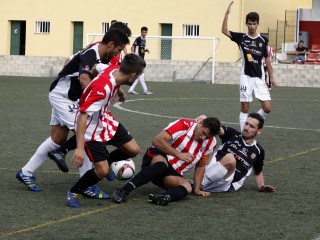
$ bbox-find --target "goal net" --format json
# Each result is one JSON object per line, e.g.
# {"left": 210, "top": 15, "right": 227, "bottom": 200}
{"left": 86, "top": 34, "right": 219, "bottom": 83}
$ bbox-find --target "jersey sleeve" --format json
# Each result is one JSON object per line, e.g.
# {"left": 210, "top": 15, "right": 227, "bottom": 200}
{"left": 165, "top": 119, "right": 193, "bottom": 136}
{"left": 95, "top": 63, "right": 110, "bottom": 73}
{"left": 253, "top": 146, "right": 265, "bottom": 174}
{"left": 79, "top": 49, "right": 97, "bottom": 78}
{"left": 132, "top": 36, "right": 140, "bottom": 47}
{"left": 219, "top": 126, "right": 240, "bottom": 143}
{"left": 79, "top": 86, "right": 106, "bottom": 116}
{"left": 229, "top": 31, "right": 242, "bottom": 45}
{"left": 262, "top": 36, "right": 270, "bottom": 58}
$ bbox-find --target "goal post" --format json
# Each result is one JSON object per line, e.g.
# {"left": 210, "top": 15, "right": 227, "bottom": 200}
{"left": 86, "top": 34, "right": 219, "bottom": 84}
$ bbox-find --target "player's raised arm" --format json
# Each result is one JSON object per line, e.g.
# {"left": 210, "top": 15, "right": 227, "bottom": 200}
{"left": 222, "top": 1, "right": 234, "bottom": 38}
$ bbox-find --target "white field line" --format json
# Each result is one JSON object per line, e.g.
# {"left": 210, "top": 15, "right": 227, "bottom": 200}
{"left": 113, "top": 98, "right": 320, "bottom": 132}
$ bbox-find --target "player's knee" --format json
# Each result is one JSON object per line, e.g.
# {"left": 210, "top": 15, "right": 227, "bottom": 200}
{"left": 129, "top": 145, "right": 140, "bottom": 157}
{"left": 94, "top": 165, "right": 109, "bottom": 179}
{"left": 51, "top": 126, "right": 68, "bottom": 145}
{"left": 182, "top": 182, "right": 193, "bottom": 193}
{"left": 262, "top": 106, "right": 271, "bottom": 114}
{"left": 221, "top": 153, "right": 236, "bottom": 169}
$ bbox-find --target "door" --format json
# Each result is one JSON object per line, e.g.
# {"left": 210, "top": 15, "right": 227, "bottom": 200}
{"left": 73, "top": 22, "right": 83, "bottom": 54}
{"left": 161, "top": 24, "right": 172, "bottom": 60}
{"left": 10, "top": 21, "right": 26, "bottom": 55}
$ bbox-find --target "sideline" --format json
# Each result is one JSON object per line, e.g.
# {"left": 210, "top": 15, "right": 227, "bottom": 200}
{"left": 0, "top": 199, "right": 139, "bottom": 239}
{"left": 268, "top": 146, "right": 320, "bottom": 163}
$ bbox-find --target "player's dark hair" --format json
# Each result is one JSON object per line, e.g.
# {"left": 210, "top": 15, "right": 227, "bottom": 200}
{"left": 120, "top": 53, "right": 146, "bottom": 75}
{"left": 299, "top": 40, "right": 304, "bottom": 44}
{"left": 109, "top": 21, "right": 132, "bottom": 37}
{"left": 246, "top": 12, "right": 259, "bottom": 24}
{"left": 248, "top": 113, "right": 264, "bottom": 129}
{"left": 141, "top": 26, "right": 148, "bottom": 32}
{"left": 102, "top": 29, "right": 130, "bottom": 46}
{"left": 202, "top": 117, "right": 221, "bottom": 136}
{"left": 111, "top": 20, "right": 117, "bottom": 25}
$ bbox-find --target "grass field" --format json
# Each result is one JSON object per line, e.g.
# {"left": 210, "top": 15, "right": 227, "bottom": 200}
{"left": 0, "top": 76, "right": 319, "bottom": 240}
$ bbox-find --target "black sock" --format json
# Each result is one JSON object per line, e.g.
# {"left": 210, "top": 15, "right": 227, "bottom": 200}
{"left": 122, "top": 161, "right": 168, "bottom": 194}
{"left": 70, "top": 169, "right": 100, "bottom": 194}
{"left": 108, "top": 149, "right": 132, "bottom": 165}
{"left": 164, "top": 185, "right": 189, "bottom": 202}
{"left": 59, "top": 135, "right": 77, "bottom": 155}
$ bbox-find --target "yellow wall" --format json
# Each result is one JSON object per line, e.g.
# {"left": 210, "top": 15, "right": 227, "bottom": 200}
{"left": 0, "top": 0, "right": 312, "bottom": 61}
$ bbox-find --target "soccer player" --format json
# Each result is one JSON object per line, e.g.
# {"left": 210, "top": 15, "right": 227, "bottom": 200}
{"left": 263, "top": 46, "right": 275, "bottom": 89}
{"left": 222, "top": 1, "right": 278, "bottom": 131}
{"left": 201, "top": 113, "right": 276, "bottom": 193}
{"left": 48, "top": 22, "right": 132, "bottom": 170}
{"left": 67, "top": 53, "right": 146, "bottom": 208}
{"left": 128, "top": 26, "right": 153, "bottom": 95}
{"left": 16, "top": 29, "right": 130, "bottom": 199}
{"left": 112, "top": 117, "right": 221, "bottom": 206}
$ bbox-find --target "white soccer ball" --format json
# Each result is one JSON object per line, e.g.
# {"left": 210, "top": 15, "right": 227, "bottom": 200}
{"left": 111, "top": 159, "right": 135, "bottom": 180}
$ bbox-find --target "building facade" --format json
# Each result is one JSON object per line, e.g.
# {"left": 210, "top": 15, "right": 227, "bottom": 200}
{"left": 0, "top": 0, "right": 312, "bottom": 62}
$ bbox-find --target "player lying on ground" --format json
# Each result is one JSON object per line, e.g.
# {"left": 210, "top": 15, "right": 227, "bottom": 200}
{"left": 112, "top": 117, "right": 221, "bottom": 206}
{"left": 200, "top": 113, "right": 276, "bottom": 193}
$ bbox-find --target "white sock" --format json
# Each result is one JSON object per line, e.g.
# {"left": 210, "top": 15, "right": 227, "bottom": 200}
{"left": 128, "top": 78, "right": 139, "bottom": 92}
{"left": 22, "top": 137, "right": 60, "bottom": 176}
{"left": 257, "top": 108, "right": 268, "bottom": 119}
{"left": 202, "top": 161, "right": 228, "bottom": 185}
{"left": 239, "top": 112, "right": 248, "bottom": 131}
{"left": 79, "top": 154, "right": 93, "bottom": 177}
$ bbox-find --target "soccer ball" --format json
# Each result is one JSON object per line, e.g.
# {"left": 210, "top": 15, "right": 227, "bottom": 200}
{"left": 111, "top": 159, "right": 135, "bottom": 180}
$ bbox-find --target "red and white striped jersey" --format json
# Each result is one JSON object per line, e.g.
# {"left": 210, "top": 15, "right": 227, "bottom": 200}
{"left": 263, "top": 46, "right": 275, "bottom": 67}
{"left": 109, "top": 54, "right": 122, "bottom": 65}
{"left": 164, "top": 119, "right": 217, "bottom": 175}
{"left": 76, "top": 65, "right": 120, "bottom": 142}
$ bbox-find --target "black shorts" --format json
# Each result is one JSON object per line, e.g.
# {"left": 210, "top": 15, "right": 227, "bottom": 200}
{"left": 142, "top": 147, "right": 182, "bottom": 189}
{"left": 107, "top": 123, "right": 133, "bottom": 147}
{"left": 85, "top": 123, "right": 133, "bottom": 163}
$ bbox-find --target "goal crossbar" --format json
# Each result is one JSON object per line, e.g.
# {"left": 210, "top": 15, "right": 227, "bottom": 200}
{"left": 86, "top": 34, "right": 219, "bottom": 84}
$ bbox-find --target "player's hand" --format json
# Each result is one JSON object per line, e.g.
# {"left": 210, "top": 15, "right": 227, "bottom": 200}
{"left": 117, "top": 88, "right": 126, "bottom": 103}
{"left": 259, "top": 185, "right": 276, "bottom": 192}
{"left": 145, "top": 48, "right": 150, "bottom": 54}
{"left": 177, "top": 152, "right": 195, "bottom": 163}
{"left": 226, "top": 1, "right": 234, "bottom": 14}
{"left": 194, "top": 189, "right": 211, "bottom": 197}
{"left": 195, "top": 115, "right": 207, "bottom": 123}
{"left": 270, "top": 77, "right": 278, "bottom": 88}
{"left": 72, "top": 147, "right": 85, "bottom": 168}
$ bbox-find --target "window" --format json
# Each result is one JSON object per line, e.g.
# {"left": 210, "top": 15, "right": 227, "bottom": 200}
{"left": 183, "top": 24, "right": 200, "bottom": 37}
{"left": 102, "top": 22, "right": 110, "bottom": 33}
{"left": 35, "top": 21, "right": 50, "bottom": 34}
{"left": 102, "top": 21, "right": 129, "bottom": 33}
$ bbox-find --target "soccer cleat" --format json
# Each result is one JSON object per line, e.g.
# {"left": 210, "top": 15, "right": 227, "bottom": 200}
{"left": 105, "top": 167, "right": 116, "bottom": 181}
{"left": 112, "top": 188, "right": 127, "bottom": 204}
{"left": 148, "top": 194, "right": 170, "bottom": 206}
{"left": 67, "top": 191, "right": 82, "bottom": 208}
{"left": 81, "top": 185, "right": 110, "bottom": 199}
{"left": 48, "top": 149, "right": 69, "bottom": 173}
{"left": 16, "top": 169, "right": 41, "bottom": 191}
{"left": 128, "top": 90, "right": 139, "bottom": 95}
{"left": 144, "top": 91, "right": 153, "bottom": 95}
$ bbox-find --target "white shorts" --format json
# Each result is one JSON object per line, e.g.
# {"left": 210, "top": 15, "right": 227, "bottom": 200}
{"left": 201, "top": 155, "right": 234, "bottom": 192}
{"left": 49, "top": 79, "right": 79, "bottom": 130}
{"left": 239, "top": 75, "right": 271, "bottom": 102}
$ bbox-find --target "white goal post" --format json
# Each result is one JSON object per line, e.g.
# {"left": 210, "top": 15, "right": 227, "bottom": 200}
{"left": 86, "top": 34, "right": 219, "bottom": 84}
